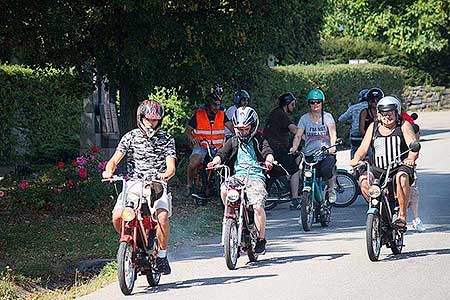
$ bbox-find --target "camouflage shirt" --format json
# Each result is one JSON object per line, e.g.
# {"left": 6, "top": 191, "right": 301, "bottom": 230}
{"left": 116, "top": 129, "right": 176, "bottom": 179}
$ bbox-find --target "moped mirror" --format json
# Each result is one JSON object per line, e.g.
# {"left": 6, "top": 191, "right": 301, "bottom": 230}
{"left": 336, "top": 138, "right": 343, "bottom": 145}
{"left": 409, "top": 141, "right": 421, "bottom": 152}
{"left": 411, "top": 113, "right": 418, "bottom": 120}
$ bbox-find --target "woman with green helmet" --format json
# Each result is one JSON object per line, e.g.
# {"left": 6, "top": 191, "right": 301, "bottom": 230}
{"left": 290, "top": 88, "right": 338, "bottom": 204}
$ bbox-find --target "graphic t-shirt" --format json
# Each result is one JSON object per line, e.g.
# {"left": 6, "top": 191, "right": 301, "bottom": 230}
{"left": 234, "top": 142, "right": 265, "bottom": 181}
{"left": 116, "top": 129, "right": 176, "bottom": 179}
{"left": 297, "top": 112, "right": 335, "bottom": 156}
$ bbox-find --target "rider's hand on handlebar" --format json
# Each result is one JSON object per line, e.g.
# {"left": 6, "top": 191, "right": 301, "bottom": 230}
{"left": 264, "top": 160, "right": 273, "bottom": 171}
{"left": 289, "top": 147, "right": 297, "bottom": 155}
{"left": 102, "top": 170, "right": 113, "bottom": 179}
{"left": 190, "top": 137, "right": 199, "bottom": 145}
{"left": 350, "top": 158, "right": 360, "bottom": 168}
{"left": 403, "top": 158, "right": 415, "bottom": 167}
{"left": 207, "top": 161, "right": 216, "bottom": 169}
{"left": 328, "top": 146, "right": 336, "bottom": 154}
{"left": 158, "top": 172, "right": 169, "bottom": 181}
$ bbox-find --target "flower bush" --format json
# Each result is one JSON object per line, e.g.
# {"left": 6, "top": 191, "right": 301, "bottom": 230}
{"left": 12, "top": 146, "right": 112, "bottom": 213}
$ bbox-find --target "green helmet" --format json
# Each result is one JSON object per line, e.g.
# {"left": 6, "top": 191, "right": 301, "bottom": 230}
{"left": 307, "top": 88, "right": 325, "bottom": 102}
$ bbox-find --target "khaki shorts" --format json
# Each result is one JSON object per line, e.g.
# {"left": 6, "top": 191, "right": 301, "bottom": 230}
{"left": 222, "top": 176, "right": 267, "bottom": 208}
{"left": 113, "top": 180, "right": 172, "bottom": 217}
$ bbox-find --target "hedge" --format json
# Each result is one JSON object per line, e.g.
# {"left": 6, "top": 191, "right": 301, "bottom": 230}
{"left": 0, "top": 65, "right": 86, "bottom": 166}
{"left": 248, "top": 63, "right": 405, "bottom": 140}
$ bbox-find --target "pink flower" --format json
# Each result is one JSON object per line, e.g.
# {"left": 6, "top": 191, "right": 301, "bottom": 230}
{"left": 68, "top": 180, "right": 74, "bottom": 186}
{"left": 58, "top": 162, "right": 65, "bottom": 168}
{"left": 72, "top": 160, "right": 77, "bottom": 167}
{"left": 91, "top": 146, "right": 100, "bottom": 153}
{"left": 98, "top": 161, "right": 108, "bottom": 172}
{"left": 44, "top": 204, "right": 53, "bottom": 211}
{"left": 55, "top": 188, "right": 62, "bottom": 194}
{"left": 0, "top": 191, "right": 5, "bottom": 197}
{"left": 19, "top": 179, "right": 28, "bottom": 191}
{"left": 76, "top": 156, "right": 87, "bottom": 166}
{"left": 78, "top": 168, "right": 88, "bottom": 179}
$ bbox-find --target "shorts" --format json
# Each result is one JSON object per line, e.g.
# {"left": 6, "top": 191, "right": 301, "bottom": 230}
{"left": 304, "top": 154, "right": 336, "bottom": 181}
{"left": 222, "top": 176, "right": 267, "bottom": 208}
{"left": 360, "top": 165, "right": 415, "bottom": 189}
{"left": 190, "top": 145, "right": 208, "bottom": 160}
{"left": 272, "top": 146, "right": 300, "bottom": 175}
{"left": 113, "top": 180, "right": 172, "bottom": 217}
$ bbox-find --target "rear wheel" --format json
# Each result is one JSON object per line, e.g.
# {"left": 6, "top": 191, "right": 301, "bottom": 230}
{"left": 117, "top": 242, "right": 136, "bottom": 295}
{"left": 300, "top": 191, "right": 313, "bottom": 231}
{"left": 265, "top": 178, "right": 285, "bottom": 210}
{"left": 224, "top": 218, "right": 239, "bottom": 270}
{"left": 366, "top": 213, "right": 382, "bottom": 261}
{"left": 332, "top": 171, "right": 359, "bottom": 208}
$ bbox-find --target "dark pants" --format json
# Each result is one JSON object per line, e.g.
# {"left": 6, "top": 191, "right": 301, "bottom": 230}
{"left": 305, "top": 154, "right": 336, "bottom": 181}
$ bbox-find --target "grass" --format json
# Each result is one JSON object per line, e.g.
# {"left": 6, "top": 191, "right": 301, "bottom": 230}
{"left": 0, "top": 192, "right": 223, "bottom": 300}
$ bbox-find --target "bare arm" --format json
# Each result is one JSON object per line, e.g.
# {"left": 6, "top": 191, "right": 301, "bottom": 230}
{"left": 291, "top": 127, "right": 305, "bottom": 152}
{"left": 402, "top": 122, "right": 419, "bottom": 163}
{"left": 328, "top": 123, "right": 337, "bottom": 153}
{"left": 102, "top": 151, "right": 125, "bottom": 178}
{"left": 288, "top": 123, "right": 298, "bottom": 135}
{"left": 351, "top": 122, "right": 374, "bottom": 166}
{"left": 359, "top": 109, "right": 367, "bottom": 136}
{"left": 160, "top": 157, "right": 176, "bottom": 180}
{"left": 184, "top": 125, "right": 198, "bottom": 144}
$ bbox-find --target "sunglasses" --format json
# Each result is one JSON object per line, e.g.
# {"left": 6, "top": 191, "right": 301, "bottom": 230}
{"left": 308, "top": 100, "right": 322, "bottom": 105}
{"left": 379, "top": 111, "right": 395, "bottom": 117}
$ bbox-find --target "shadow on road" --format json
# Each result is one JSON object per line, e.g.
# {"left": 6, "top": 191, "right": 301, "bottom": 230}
{"left": 420, "top": 129, "right": 450, "bottom": 137}
{"left": 383, "top": 248, "right": 450, "bottom": 262}
{"left": 133, "top": 274, "right": 277, "bottom": 295}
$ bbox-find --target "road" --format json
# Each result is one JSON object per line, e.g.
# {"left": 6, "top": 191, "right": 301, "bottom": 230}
{"left": 79, "top": 111, "right": 450, "bottom": 300}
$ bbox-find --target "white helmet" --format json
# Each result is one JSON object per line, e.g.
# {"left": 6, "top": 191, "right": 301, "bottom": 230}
{"left": 377, "top": 96, "right": 401, "bottom": 115}
{"left": 232, "top": 106, "right": 259, "bottom": 144}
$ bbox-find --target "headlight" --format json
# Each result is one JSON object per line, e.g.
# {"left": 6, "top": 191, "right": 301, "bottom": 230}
{"left": 122, "top": 207, "right": 136, "bottom": 222}
{"left": 368, "top": 185, "right": 381, "bottom": 198}
{"left": 226, "top": 189, "right": 240, "bottom": 203}
{"left": 371, "top": 198, "right": 379, "bottom": 206}
{"left": 304, "top": 170, "right": 313, "bottom": 178}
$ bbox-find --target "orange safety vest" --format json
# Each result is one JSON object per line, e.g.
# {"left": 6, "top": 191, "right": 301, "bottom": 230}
{"left": 193, "top": 109, "right": 225, "bottom": 148}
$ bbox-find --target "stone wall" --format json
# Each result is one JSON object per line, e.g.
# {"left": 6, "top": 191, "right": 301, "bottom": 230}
{"left": 403, "top": 86, "right": 450, "bottom": 110}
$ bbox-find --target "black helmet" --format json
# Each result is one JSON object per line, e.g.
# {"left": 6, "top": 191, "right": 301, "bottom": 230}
{"left": 211, "top": 83, "right": 224, "bottom": 101}
{"left": 233, "top": 90, "right": 250, "bottom": 105}
{"left": 366, "top": 88, "right": 384, "bottom": 103}
{"left": 278, "top": 92, "right": 296, "bottom": 107}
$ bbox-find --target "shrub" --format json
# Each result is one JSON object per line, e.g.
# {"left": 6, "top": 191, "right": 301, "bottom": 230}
{"left": 0, "top": 64, "right": 86, "bottom": 167}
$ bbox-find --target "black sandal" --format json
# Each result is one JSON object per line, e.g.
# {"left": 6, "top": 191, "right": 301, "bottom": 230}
{"left": 394, "top": 218, "right": 407, "bottom": 232}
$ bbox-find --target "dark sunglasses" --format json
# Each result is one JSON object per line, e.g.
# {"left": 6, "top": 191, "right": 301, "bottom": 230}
{"left": 308, "top": 100, "right": 322, "bottom": 105}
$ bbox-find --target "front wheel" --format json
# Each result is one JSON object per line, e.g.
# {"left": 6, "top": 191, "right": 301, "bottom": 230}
{"left": 224, "top": 218, "right": 239, "bottom": 270}
{"left": 320, "top": 203, "right": 331, "bottom": 227}
{"left": 117, "top": 242, "right": 136, "bottom": 295}
{"left": 366, "top": 213, "right": 382, "bottom": 262}
{"left": 390, "top": 229, "right": 404, "bottom": 255}
{"left": 146, "top": 234, "right": 161, "bottom": 287}
{"left": 332, "top": 171, "right": 359, "bottom": 208}
{"left": 300, "top": 191, "right": 314, "bottom": 232}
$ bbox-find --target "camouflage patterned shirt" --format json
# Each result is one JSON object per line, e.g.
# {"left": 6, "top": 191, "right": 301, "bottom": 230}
{"left": 116, "top": 128, "right": 176, "bottom": 179}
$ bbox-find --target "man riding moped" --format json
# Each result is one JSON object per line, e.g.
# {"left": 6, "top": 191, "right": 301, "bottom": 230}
{"left": 350, "top": 96, "right": 418, "bottom": 231}
{"left": 102, "top": 100, "right": 176, "bottom": 275}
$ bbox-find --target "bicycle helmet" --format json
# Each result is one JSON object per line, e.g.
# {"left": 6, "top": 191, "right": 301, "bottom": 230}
{"left": 358, "top": 89, "right": 369, "bottom": 102}
{"left": 137, "top": 99, "right": 165, "bottom": 138}
{"left": 232, "top": 106, "right": 259, "bottom": 144}
{"left": 233, "top": 90, "right": 250, "bottom": 105}
{"left": 278, "top": 92, "right": 296, "bottom": 107}
{"left": 366, "top": 87, "right": 384, "bottom": 103}
{"left": 211, "top": 83, "right": 224, "bottom": 101}
{"left": 307, "top": 88, "right": 325, "bottom": 102}
{"left": 377, "top": 96, "right": 401, "bottom": 114}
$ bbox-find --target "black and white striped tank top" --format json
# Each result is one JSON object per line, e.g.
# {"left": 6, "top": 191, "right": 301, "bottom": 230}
{"left": 371, "top": 123, "right": 408, "bottom": 170}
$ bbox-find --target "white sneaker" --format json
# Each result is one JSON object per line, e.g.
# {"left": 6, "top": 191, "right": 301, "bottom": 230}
{"left": 328, "top": 189, "right": 337, "bottom": 204}
{"left": 412, "top": 217, "right": 426, "bottom": 232}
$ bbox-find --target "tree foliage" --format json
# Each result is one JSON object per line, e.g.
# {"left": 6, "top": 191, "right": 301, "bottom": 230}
{"left": 1, "top": 0, "right": 326, "bottom": 132}
{"left": 322, "top": 0, "right": 450, "bottom": 85}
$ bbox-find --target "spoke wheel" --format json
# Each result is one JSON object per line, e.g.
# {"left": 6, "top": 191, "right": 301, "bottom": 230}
{"left": 332, "top": 171, "right": 359, "bottom": 207}
{"left": 320, "top": 204, "right": 331, "bottom": 227}
{"left": 366, "top": 213, "right": 382, "bottom": 261}
{"left": 224, "top": 218, "right": 239, "bottom": 270}
{"left": 117, "top": 242, "right": 136, "bottom": 295}
{"left": 300, "top": 191, "right": 313, "bottom": 231}
{"left": 265, "top": 178, "right": 285, "bottom": 210}
{"left": 146, "top": 236, "right": 161, "bottom": 287}
{"left": 390, "top": 229, "right": 404, "bottom": 255}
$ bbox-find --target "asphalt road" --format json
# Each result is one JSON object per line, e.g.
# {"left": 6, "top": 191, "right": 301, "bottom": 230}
{"left": 79, "top": 111, "right": 450, "bottom": 300}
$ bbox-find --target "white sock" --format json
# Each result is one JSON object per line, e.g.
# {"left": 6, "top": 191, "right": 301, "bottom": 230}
{"left": 157, "top": 249, "right": 167, "bottom": 258}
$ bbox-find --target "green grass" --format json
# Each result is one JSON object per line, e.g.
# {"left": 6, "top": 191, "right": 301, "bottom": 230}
{"left": 0, "top": 197, "right": 223, "bottom": 300}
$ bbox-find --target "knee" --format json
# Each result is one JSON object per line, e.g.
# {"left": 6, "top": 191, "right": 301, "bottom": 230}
{"left": 112, "top": 209, "right": 122, "bottom": 223}
{"left": 157, "top": 210, "right": 169, "bottom": 226}
{"left": 254, "top": 206, "right": 265, "bottom": 217}
{"left": 397, "top": 173, "right": 410, "bottom": 188}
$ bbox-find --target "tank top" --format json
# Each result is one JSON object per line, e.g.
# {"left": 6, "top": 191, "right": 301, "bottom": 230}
{"left": 363, "top": 108, "right": 376, "bottom": 131}
{"left": 371, "top": 123, "right": 408, "bottom": 170}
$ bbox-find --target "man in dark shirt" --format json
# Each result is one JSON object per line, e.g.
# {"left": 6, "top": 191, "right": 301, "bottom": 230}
{"left": 264, "top": 92, "right": 301, "bottom": 209}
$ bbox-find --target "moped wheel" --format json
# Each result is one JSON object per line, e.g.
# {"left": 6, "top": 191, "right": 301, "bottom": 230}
{"left": 224, "top": 218, "right": 239, "bottom": 270}
{"left": 146, "top": 236, "right": 161, "bottom": 287}
{"left": 366, "top": 213, "right": 382, "bottom": 261}
{"left": 300, "top": 191, "right": 313, "bottom": 232}
{"left": 390, "top": 229, "right": 404, "bottom": 255}
{"left": 265, "top": 178, "right": 285, "bottom": 211}
{"left": 320, "top": 203, "right": 331, "bottom": 227}
{"left": 117, "top": 241, "right": 136, "bottom": 295}
{"left": 332, "top": 171, "right": 359, "bottom": 208}
{"left": 247, "top": 248, "right": 259, "bottom": 262}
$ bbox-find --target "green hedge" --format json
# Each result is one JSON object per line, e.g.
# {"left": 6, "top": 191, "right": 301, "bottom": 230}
{"left": 0, "top": 65, "right": 85, "bottom": 166}
{"left": 249, "top": 63, "right": 405, "bottom": 139}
